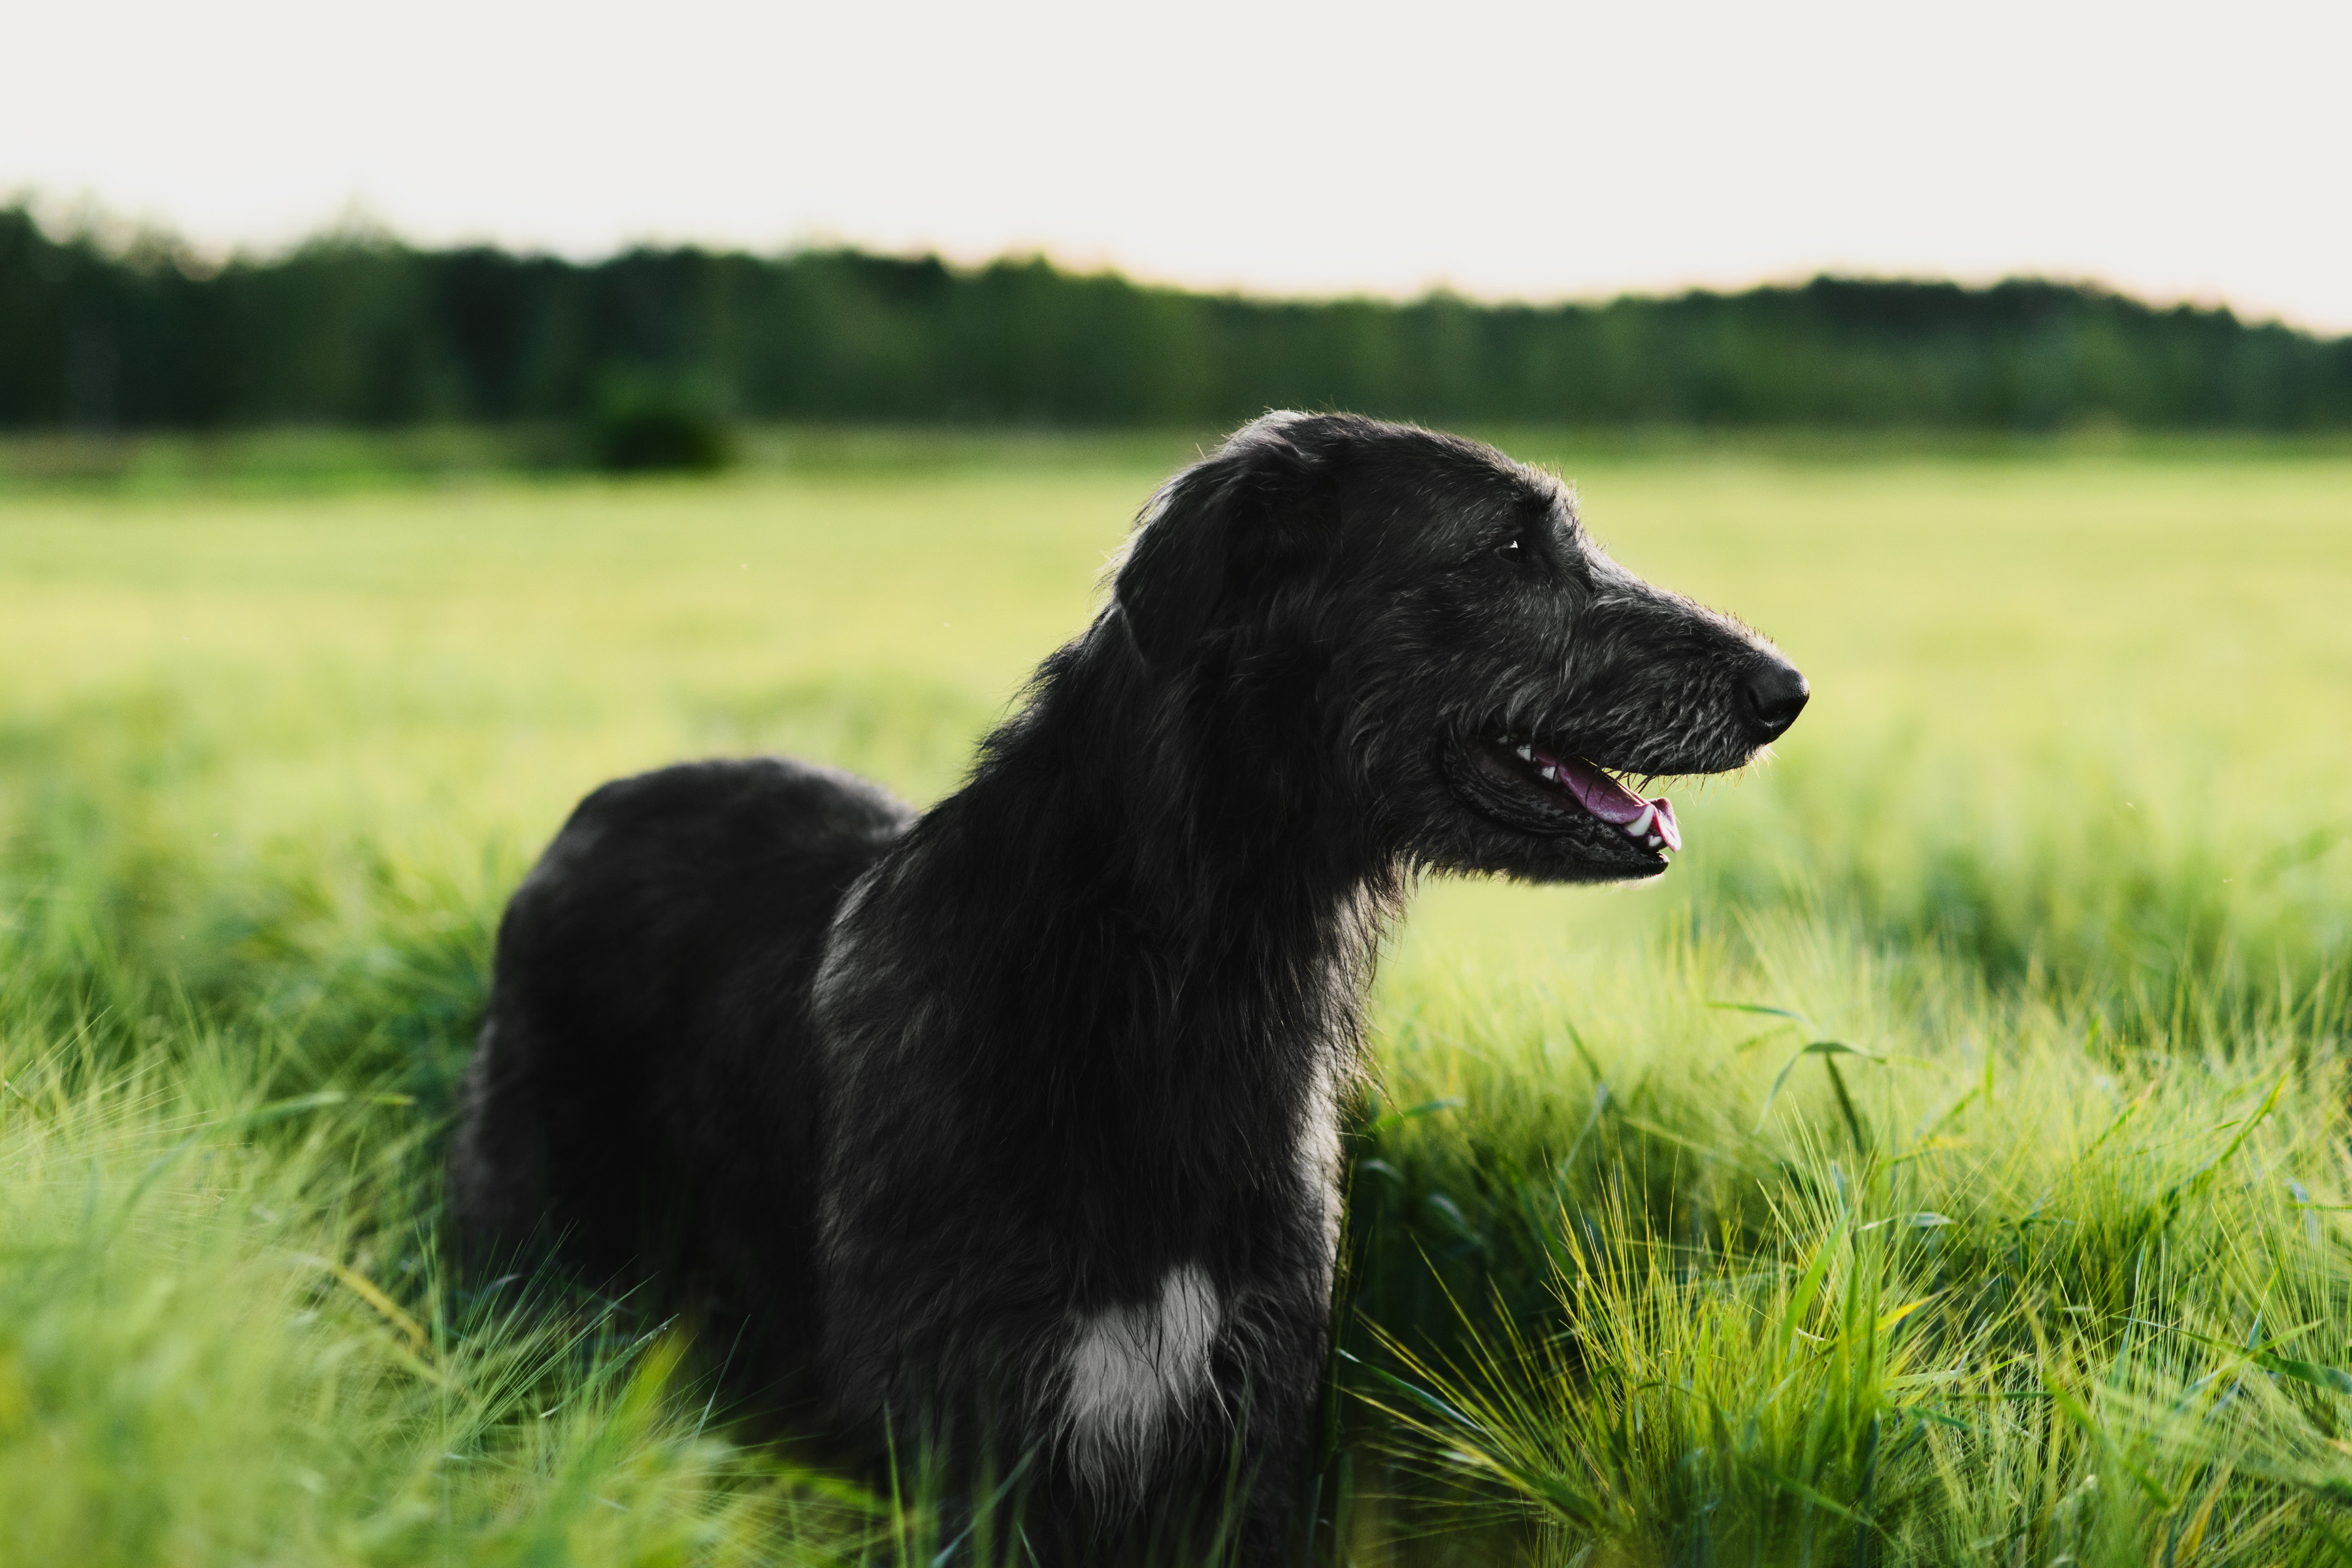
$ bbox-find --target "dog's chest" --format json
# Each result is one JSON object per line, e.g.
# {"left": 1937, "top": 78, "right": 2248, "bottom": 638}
{"left": 812, "top": 851, "right": 1367, "bottom": 1254}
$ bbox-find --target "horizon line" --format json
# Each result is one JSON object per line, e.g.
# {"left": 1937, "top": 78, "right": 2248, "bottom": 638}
{"left": 10, "top": 188, "right": 2344, "bottom": 342}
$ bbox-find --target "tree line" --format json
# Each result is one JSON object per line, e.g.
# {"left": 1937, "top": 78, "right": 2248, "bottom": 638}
{"left": 5, "top": 204, "right": 2349, "bottom": 433}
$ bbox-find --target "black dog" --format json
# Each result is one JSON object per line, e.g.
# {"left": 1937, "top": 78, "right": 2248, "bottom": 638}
{"left": 449, "top": 414, "right": 1806, "bottom": 1559}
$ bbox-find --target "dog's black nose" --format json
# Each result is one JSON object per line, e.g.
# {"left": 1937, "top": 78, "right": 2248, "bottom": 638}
{"left": 1741, "top": 658, "right": 1810, "bottom": 742}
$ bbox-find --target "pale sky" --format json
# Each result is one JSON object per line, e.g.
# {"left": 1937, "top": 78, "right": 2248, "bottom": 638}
{"left": 8, "top": 0, "right": 2349, "bottom": 330}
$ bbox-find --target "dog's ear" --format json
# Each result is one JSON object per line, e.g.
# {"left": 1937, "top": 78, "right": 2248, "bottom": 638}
{"left": 1115, "top": 417, "right": 1330, "bottom": 668}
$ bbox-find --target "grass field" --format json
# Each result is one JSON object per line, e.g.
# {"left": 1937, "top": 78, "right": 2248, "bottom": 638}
{"left": 3, "top": 434, "right": 2350, "bottom": 1564}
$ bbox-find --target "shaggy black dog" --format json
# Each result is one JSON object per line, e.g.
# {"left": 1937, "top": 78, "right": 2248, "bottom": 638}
{"left": 450, "top": 413, "right": 1806, "bottom": 1560}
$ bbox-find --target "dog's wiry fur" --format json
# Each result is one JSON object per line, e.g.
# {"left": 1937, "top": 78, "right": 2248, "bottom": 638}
{"left": 449, "top": 414, "right": 1806, "bottom": 1560}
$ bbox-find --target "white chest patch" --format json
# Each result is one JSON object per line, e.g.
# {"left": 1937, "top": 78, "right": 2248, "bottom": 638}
{"left": 1060, "top": 1263, "right": 1222, "bottom": 1494}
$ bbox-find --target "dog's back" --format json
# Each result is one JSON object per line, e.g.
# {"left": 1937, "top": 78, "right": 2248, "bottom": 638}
{"left": 449, "top": 755, "right": 913, "bottom": 1370}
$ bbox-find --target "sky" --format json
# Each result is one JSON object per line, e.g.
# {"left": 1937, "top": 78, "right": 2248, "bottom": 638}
{"left": 7, "top": 0, "right": 2350, "bottom": 330}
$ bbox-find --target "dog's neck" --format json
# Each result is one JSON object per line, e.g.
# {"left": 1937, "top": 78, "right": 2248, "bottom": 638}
{"left": 1056, "top": 619, "right": 1386, "bottom": 900}
{"left": 922, "top": 618, "right": 1402, "bottom": 1065}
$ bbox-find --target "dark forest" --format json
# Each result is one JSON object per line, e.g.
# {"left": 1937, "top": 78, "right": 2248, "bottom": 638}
{"left": 6, "top": 206, "right": 2348, "bottom": 433}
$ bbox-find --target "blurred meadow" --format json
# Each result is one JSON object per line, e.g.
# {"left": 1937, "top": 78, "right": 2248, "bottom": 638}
{"left": 3, "top": 433, "right": 2352, "bottom": 1563}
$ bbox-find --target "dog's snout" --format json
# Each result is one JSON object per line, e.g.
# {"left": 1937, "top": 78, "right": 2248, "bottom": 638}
{"left": 1740, "top": 657, "right": 1810, "bottom": 742}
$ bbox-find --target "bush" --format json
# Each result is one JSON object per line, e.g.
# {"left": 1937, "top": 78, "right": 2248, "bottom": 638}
{"left": 584, "top": 367, "right": 734, "bottom": 473}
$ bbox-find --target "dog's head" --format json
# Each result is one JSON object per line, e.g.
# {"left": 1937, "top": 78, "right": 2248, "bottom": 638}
{"left": 1110, "top": 412, "right": 1806, "bottom": 884}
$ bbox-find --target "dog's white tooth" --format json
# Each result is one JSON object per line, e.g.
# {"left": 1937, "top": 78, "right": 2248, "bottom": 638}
{"left": 1648, "top": 832, "right": 1663, "bottom": 849}
{"left": 1541, "top": 764, "right": 1558, "bottom": 781}
{"left": 1515, "top": 745, "right": 1533, "bottom": 761}
{"left": 1622, "top": 802, "right": 1656, "bottom": 838}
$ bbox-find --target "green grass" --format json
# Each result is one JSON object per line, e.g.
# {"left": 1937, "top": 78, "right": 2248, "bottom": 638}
{"left": 2, "top": 435, "right": 2349, "bottom": 1563}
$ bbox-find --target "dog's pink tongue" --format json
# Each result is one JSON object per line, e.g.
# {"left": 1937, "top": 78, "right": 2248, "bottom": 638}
{"left": 1540, "top": 751, "right": 1682, "bottom": 851}
{"left": 1546, "top": 753, "right": 1646, "bottom": 823}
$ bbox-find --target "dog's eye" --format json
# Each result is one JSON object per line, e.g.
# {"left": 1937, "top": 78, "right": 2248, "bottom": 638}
{"left": 1495, "top": 531, "right": 1529, "bottom": 563}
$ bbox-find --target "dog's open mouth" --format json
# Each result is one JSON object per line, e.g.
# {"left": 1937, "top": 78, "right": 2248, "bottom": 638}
{"left": 1467, "top": 734, "right": 1681, "bottom": 853}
